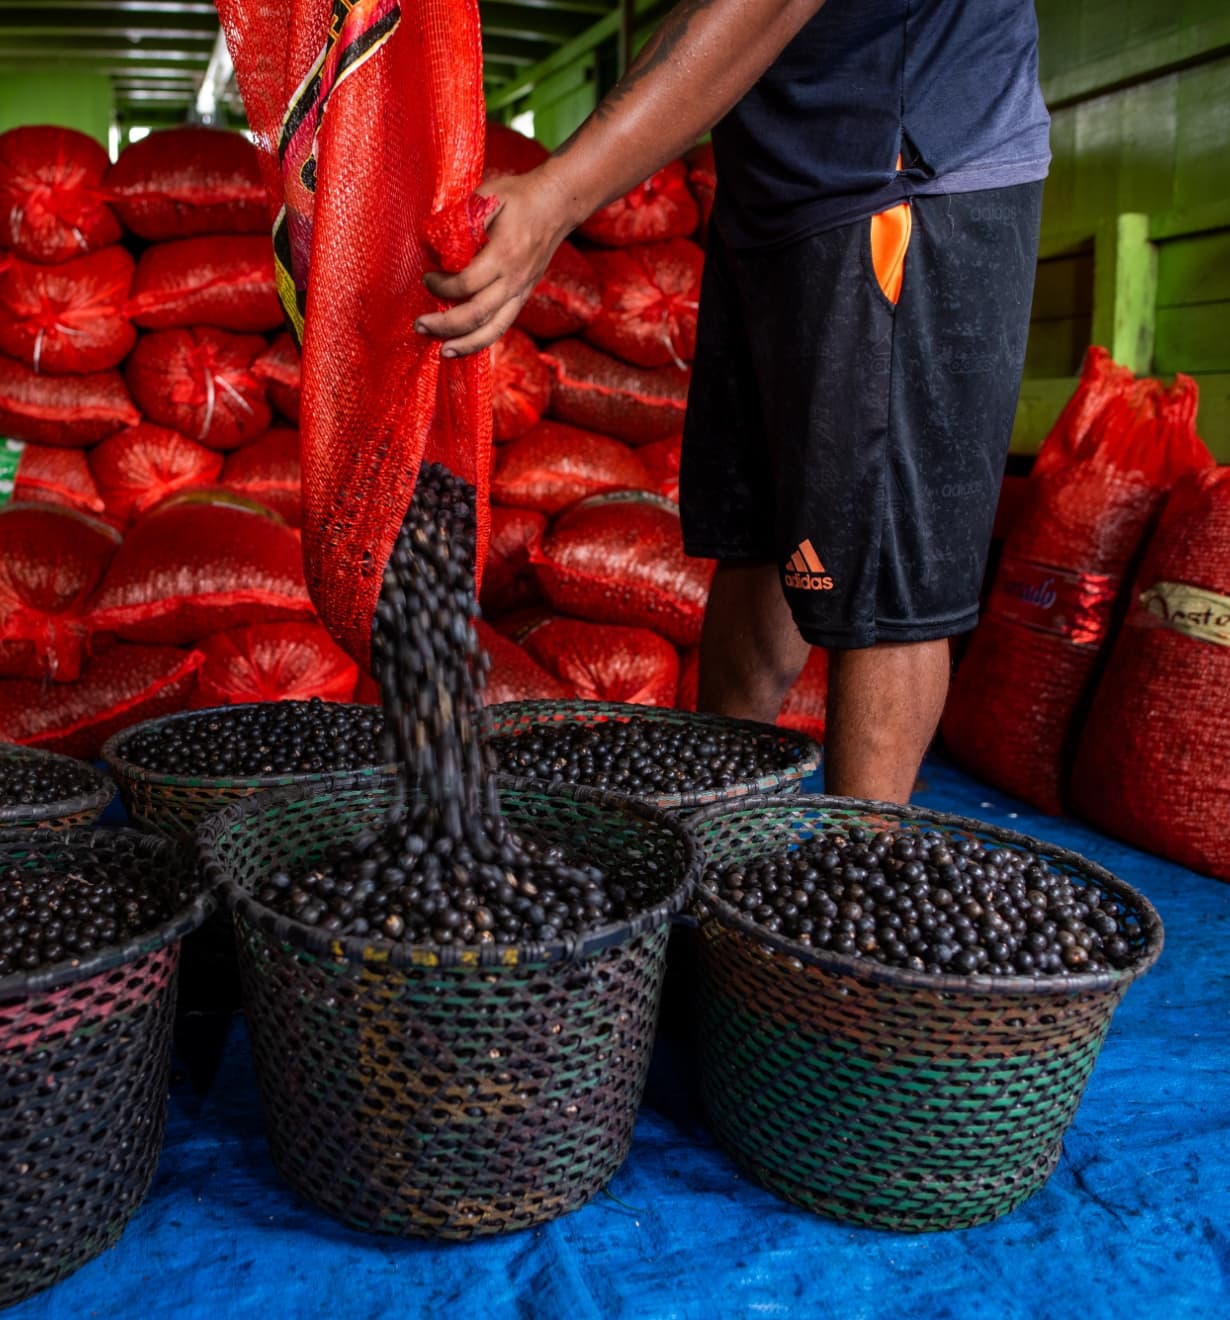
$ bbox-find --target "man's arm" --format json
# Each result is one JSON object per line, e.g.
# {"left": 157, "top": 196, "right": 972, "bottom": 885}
{"left": 416, "top": 0, "right": 827, "bottom": 356}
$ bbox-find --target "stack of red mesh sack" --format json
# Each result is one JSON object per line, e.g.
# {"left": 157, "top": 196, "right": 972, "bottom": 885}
{"left": 0, "top": 124, "right": 357, "bottom": 756}
{"left": 941, "top": 348, "right": 1213, "bottom": 813}
{"left": 1068, "top": 467, "right": 1230, "bottom": 880}
{"left": 477, "top": 123, "right": 828, "bottom": 731}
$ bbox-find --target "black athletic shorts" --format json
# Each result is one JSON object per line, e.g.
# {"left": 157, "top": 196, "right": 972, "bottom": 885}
{"left": 679, "top": 181, "right": 1044, "bottom": 650}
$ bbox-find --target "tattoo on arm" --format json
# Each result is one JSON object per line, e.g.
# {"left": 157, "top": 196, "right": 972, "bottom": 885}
{"left": 554, "top": 0, "right": 722, "bottom": 156}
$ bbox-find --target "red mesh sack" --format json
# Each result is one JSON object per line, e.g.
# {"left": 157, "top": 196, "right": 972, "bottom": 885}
{"left": 483, "top": 121, "right": 549, "bottom": 180}
{"left": 0, "top": 126, "right": 121, "bottom": 265}
{"left": 125, "top": 327, "right": 271, "bottom": 451}
{"left": 1070, "top": 468, "right": 1230, "bottom": 880}
{"left": 638, "top": 433, "right": 682, "bottom": 502}
{"left": 475, "top": 619, "right": 572, "bottom": 705}
{"left": 515, "top": 240, "right": 602, "bottom": 341}
{"left": 221, "top": 427, "right": 301, "bottom": 526}
{"left": 0, "top": 643, "right": 203, "bottom": 759}
{"left": 941, "top": 363, "right": 1213, "bottom": 813}
{"left": 491, "top": 328, "right": 551, "bottom": 441}
{"left": 685, "top": 142, "right": 716, "bottom": 241}
{"left": 778, "top": 648, "right": 829, "bottom": 743}
{"left": 0, "top": 247, "right": 135, "bottom": 374}
{"left": 90, "top": 423, "right": 223, "bottom": 526}
{"left": 127, "top": 235, "right": 283, "bottom": 332}
{"left": 217, "top": 0, "right": 492, "bottom": 666}
{"left": 516, "top": 614, "right": 680, "bottom": 707}
{"left": 0, "top": 356, "right": 138, "bottom": 447}
{"left": 492, "top": 420, "right": 651, "bottom": 515}
{"left": 89, "top": 491, "right": 314, "bottom": 644}
{"left": 585, "top": 239, "right": 704, "bottom": 368}
{"left": 191, "top": 620, "right": 358, "bottom": 707}
{"left": 7, "top": 442, "right": 104, "bottom": 515}
{"left": 579, "top": 160, "right": 699, "bottom": 247}
{"left": 0, "top": 504, "right": 119, "bottom": 681}
{"left": 103, "top": 127, "right": 270, "bottom": 240}
{"left": 544, "top": 339, "right": 689, "bottom": 444}
{"left": 480, "top": 505, "right": 546, "bottom": 618}
{"left": 252, "top": 330, "right": 301, "bottom": 423}
{"left": 532, "top": 491, "right": 715, "bottom": 646}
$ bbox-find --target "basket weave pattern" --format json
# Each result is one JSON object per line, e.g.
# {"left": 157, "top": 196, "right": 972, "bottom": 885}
{"left": 0, "top": 830, "right": 204, "bottom": 1307}
{"left": 199, "top": 775, "right": 696, "bottom": 1239}
{"left": 688, "top": 796, "right": 1163, "bottom": 1233}
{"left": 483, "top": 699, "right": 822, "bottom": 813}
{"left": 0, "top": 745, "right": 115, "bottom": 832}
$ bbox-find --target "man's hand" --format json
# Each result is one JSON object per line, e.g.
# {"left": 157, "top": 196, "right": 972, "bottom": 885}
{"left": 416, "top": 0, "right": 827, "bottom": 358}
{"left": 416, "top": 169, "right": 577, "bottom": 357}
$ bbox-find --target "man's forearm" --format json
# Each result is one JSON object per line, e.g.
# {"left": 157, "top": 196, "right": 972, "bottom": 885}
{"left": 539, "top": 0, "right": 828, "bottom": 230}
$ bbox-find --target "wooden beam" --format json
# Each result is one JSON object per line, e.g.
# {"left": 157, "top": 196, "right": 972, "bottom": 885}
{"left": 1092, "top": 213, "right": 1158, "bottom": 376}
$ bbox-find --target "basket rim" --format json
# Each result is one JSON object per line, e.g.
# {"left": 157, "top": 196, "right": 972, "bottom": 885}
{"left": 686, "top": 792, "right": 1165, "bottom": 997}
{"left": 482, "top": 699, "right": 822, "bottom": 811}
{"left": 101, "top": 700, "right": 393, "bottom": 792}
{"left": 0, "top": 743, "right": 116, "bottom": 828}
{"left": 196, "top": 770, "right": 699, "bottom": 970}
{"left": 0, "top": 826, "right": 213, "bottom": 1002}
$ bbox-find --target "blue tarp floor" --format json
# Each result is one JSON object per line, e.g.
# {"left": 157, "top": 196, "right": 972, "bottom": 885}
{"left": 10, "top": 757, "right": 1229, "bottom": 1319}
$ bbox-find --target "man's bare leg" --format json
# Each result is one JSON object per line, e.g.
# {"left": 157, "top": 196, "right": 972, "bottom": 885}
{"left": 696, "top": 561, "right": 811, "bottom": 723}
{"left": 823, "top": 641, "right": 950, "bottom": 803}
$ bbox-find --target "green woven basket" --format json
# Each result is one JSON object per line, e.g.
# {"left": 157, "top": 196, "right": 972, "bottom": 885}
{"left": 0, "top": 744, "right": 115, "bottom": 831}
{"left": 685, "top": 795, "right": 1164, "bottom": 1233}
{"left": 483, "top": 699, "right": 822, "bottom": 814}
{"left": 197, "top": 773, "right": 697, "bottom": 1240}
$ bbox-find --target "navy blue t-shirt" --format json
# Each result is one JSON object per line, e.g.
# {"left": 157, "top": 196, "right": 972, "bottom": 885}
{"left": 710, "top": 0, "right": 1051, "bottom": 248}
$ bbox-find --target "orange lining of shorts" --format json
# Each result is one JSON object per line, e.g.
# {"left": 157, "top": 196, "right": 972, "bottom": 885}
{"left": 871, "top": 200, "right": 911, "bottom": 305}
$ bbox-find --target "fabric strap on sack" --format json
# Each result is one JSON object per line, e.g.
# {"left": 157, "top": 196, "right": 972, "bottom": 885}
{"left": 216, "top": 0, "right": 493, "bottom": 666}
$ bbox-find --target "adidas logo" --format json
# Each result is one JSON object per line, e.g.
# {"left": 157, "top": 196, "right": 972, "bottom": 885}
{"left": 783, "top": 539, "right": 834, "bottom": 591}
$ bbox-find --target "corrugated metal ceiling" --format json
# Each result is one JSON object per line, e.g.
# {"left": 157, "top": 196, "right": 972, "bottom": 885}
{"left": 0, "top": 0, "right": 626, "bottom": 127}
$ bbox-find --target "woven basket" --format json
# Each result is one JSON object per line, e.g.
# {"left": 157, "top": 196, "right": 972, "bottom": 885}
{"left": 0, "top": 828, "right": 210, "bottom": 1308}
{"left": 101, "top": 703, "right": 391, "bottom": 842}
{"left": 483, "top": 699, "right": 822, "bottom": 814}
{"left": 102, "top": 703, "right": 392, "bottom": 1014}
{"left": 685, "top": 795, "right": 1164, "bottom": 1233}
{"left": 197, "top": 773, "right": 697, "bottom": 1240}
{"left": 0, "top": 744, "right": 116, "bottom": 831}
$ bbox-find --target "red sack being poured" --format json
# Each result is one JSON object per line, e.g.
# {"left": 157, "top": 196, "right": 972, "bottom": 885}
{"left": 104, "top": 126, "right": 270, "bottom": 240}
{"left": 127, "top": 235, "right": 283, "bottom": 332}
{"left": 0, "top": 503, "right": 120, "bottom": 682}
{"left": 0, "top": 247, "right": 135, "bottom": 374}
{"left": 125, "top": 327, "right": 271, "bottom": 451}
{"left": 585, "top": 239, "right": 704, "bottom": 368}
{"left": 89, "top": 491, "right": 314, "bottom": 645}
{"left": 0, "top": 643, "right": 203, "bottom": 760}
{"left": 532, "top": 491, "right": 715, "bottom": 646}
{"left": 491, "top": 328, "right": 551, "bottom": 441}
{"left": 89, "top": 423, "right": 223, "bottom": 526}
{"left": 221, "top": 427, "right": 301, "bottom": 526}
{"left": 941, "top": 351, "right": 1213, "bottom": 813}
{"left": 1070, "top": 468, "right": 1230, "bottom": 881}
{"left": 0, "top": 356, "right": 138, "bottom": 447}
{"left": 8, "top": 443, "right": 104, "bottom": 515}
{"left": 544, "top": 339, "right": 689, "bottom": 444}
{"left": 191, "top": 621, "right": 358, "bottom": 707}
{"left": 579, "top": 160, "right": 699, "bottom": 247}
{"left": 492, "top": 421, "right": 650, "bottom": 515}
{"left": 216, "top": 0, "right": 492, "bottom": 665}
{"left": 0, "top": 126, "right": 121, "bottom": 265}
{"left": 252, "top": 330, "right": 301, "bottom": 424}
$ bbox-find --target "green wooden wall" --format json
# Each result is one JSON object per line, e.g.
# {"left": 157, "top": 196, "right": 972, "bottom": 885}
{"left": 0, "top": 73, "right": 112, "bottom": 146}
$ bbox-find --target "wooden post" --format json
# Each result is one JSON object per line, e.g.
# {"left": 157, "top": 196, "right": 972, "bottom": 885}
{"left": 1092, "top": 213, "right": 1157, "bottom": 375}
